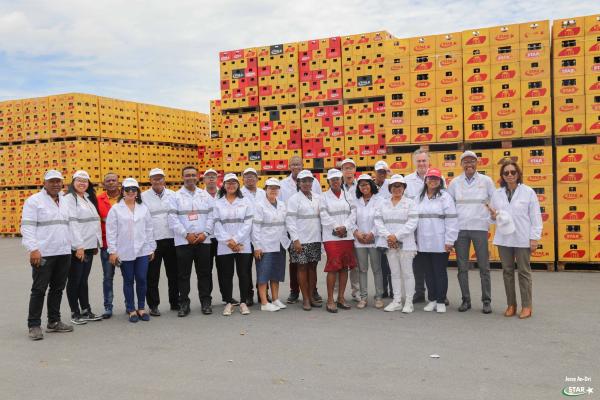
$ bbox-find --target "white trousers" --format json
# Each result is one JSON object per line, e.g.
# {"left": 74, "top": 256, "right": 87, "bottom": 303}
{"left": 386, "top": 249, "right": 416, "bottom": 303}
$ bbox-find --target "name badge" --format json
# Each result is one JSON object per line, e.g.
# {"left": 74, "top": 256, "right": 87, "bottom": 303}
{"left": 188, "top": 213, "right": 198, "bottom": 221}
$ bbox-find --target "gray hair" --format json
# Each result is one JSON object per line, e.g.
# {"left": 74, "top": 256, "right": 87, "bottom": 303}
{"left": 412, "top": 148, "right": 430, "bottom": 163}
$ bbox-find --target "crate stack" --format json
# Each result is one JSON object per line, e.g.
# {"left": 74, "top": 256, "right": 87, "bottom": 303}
{"left": 344, "top": 101, "right": 386, "bottom": 167}
{"left": 258, "top": 43, "right": 299, "bottom": 107}
{"left": 408, "top": 34, "right": 438, "bottom": 144}
{"left": 585, "top": 16, "right": 600, "bottom": 134}
{"left": 298, "top": 37, "right": 343, "bottom": 103}
{"left": 219, "top": 48, "right": 259, "bottom": 110}
{"left": 383, "top": 38, "right": 411, "bottom": 146}
{"left": 260, "top": 108, "right": 302, "bottom": 172}
{"left": 203, "top": 100, "right": 224, "bottom": 172}
{"left": 435, "top": 32, "right": 464, "bottom": 143}
{"left": 0, "top": 93, "right": 209, "bottom": 234}
{"left": 301, "top": 105, "right": 345, "bottom": 170}
{"left": 221, "top": 111, "right": 261, "bottom": 172}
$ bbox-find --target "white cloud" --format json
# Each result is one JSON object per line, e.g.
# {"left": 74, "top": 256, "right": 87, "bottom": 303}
{"left": 0, "top": 0, "right": 598, "bottom": 113}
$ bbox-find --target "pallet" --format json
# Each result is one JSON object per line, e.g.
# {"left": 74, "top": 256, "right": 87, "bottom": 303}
{"left": 464, "top": 137, "right": 552, "bottom": 150}
{"left": 343, "top": 96, "right": 385, "bottom": 105}
{"left": 557, "top": 262, "right": 600, "bottom": 272}
{"left": 0, "top": 233, "right": 20, "bottom": 238}
{"left": 259, "top": 103, "right": 299, "bottom": 112}
{"left": 554, "top": 134, "right": 600, "bottom": 147}
{"left": 221, "top": 106, "right": 260, "bottom": 115}
{"left": 387, "top": 141, "right": 464, "bottom": 154}
{"left": 300, "top": 99, "right": 342, "bottom": 108}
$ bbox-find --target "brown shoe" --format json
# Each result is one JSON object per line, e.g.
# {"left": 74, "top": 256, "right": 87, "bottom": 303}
{"left": 504, "top": 305, "right": 516, "bottom": 317}
{"left": 519, "top": 307, "right": 532, "bottom": 319}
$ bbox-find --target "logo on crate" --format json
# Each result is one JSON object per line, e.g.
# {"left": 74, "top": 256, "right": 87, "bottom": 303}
{"left": 524, "top": 124, "right": 547, "bottom": 135}
{"left": 524, "top": 88, "right": 547, "bottom": 98}
{"left": 495, "top": 90, "right": 517, "bottom": 99}
{"left": 557, "top": 27, "right": 581, "bottom": 37}
{"left": 269, "top": 45, "right": 283, "bottom": 56}
{"left": 357, "top": 75, "right": 373, "bottom": 87}
{"left": 559, "top": 172, "right": 583, "bottom": 183}
{"left": 465, "top": 36, "right": 487, "bottom": 46}
{"left": 558, "top": 47, "right": 581, "bottom": 57}
{"left": 559, "top": 123, "right": 583, "bottom": 133}
{"left": 232, "top": 69, "right": 246, "bottom": 79}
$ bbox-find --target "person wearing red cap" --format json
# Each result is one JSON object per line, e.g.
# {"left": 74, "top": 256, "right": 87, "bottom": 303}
{"left": 415, "top": 168, "right": 458, "bottom": 313}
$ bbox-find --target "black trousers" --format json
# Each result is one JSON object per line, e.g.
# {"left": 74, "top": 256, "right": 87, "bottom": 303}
{"left": 66, "top": 249, "right": 95, "bottom": 314}
{"left": 28, "top": 254, "right": 71, "bottom": 328}
{"left": 176, "top": 243, "right": 212, "bottom": 306}
{"left": 245, "top": 244, "right": 255, "bottom": 298}
{"left": 147, "top": 238, "right": 179, "bottom": 309}
{"left": 210, "top": 238, "right": 225, "bottom": 301}
{"left": 380, "top": 251, "right": 392, "bottom": 294}
{"left": 416, "top": 252, "right": 449, "bottom": 303}
{"left": 217, "top": 253, "right": 252, "bottom": 304}
{"left": 413, "top": 256, "right": 426, "bottom": 297}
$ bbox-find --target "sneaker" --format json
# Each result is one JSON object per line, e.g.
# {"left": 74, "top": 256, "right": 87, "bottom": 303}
{"left": 46, "top": 321, "right": 73, "bottom": 333}
{"left": 28, "top": 326, "right": 44, "bottom": 340}
{"left": 374, "top": 299, "right": 385, "bottom": 309}
{"left": 286, "top": 292, "right": 299, "bottom": 304}
{"left": 312, "top": 290, "right": 323, "bottom": 303}
{"left": 149, "top": 308, "right": 161, "bottom": 316}
{"left": 223, "top": 303, "right": 233, "bottom": 316}
{"left": 436, "top": 303, "right": 447, "bottom": 313}
{"left": 70, "top": 313, "right": 87, "bottom": 325}
{"left": 402, "top": 301, "right": 414, "bottom": 314}
{"left": 260, "top": 303, "right": 280, "bottom": 312}
{"left": 81, "top": 309, "right": 103, "bottom": 321}
{"left": 138, "top": 312, "right": 150, "bottom": 322}
{"left": 240, "top": 303, "right": 250, "bottom": 315}
{"left": 482, "top": 302, "right": 492, "bottom": 314}
{"left": 273, "top": 299, "right": 287, "bottom": 309}
{"left": 458, "top": 300, "right": 472, "bottom": 312}
{"left": 356, "top": 300, "right": 367, "bottom": 309}
{"left": 102, "top": 309, "right": 112, "bottom": 319}
{"left": 423, "top": 301, "right": 437, "bottom": 312}
{"left": 384, "top": 301, "right": 403, "bottom": 312}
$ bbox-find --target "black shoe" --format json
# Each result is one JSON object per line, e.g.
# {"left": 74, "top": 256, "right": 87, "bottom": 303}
{"left": 413, "top": 294, "right": 426, "bottom": 304}
{"left": 458, "top": 300, "right": 472, "bottom": 312}
{"left": 46, "top": 321, "right": 73, "bottom": 333}
{"left": 201, "top": 304, "right": 213, "bottom": 315}
{"left": 482, "top": 302, "right": 492, "bottom": 314}
{"left": 81, "top": 309, "right": 103, "bottom": 321}
{"left": 177, "top": 305, "right": 190, "bottom": 317}
{"left": 444, "top": 298, "right": 450, "bottom": 306}
{"left": 313, "top": 290, "right": 323, "bottom": 303}
{"left": 287, "top": 292, "right": 299, "bottom": 304}
{"left": 382, "top": 291, "right": 389, "bottom": 299}
{"left": 170, "top": 304, "right": 180, "bottom": 311}
{"left": 246, "top": 298, "right": 254, "bottom": 307}
{"left": 149, "top": 308, "right": 161, "bottom": 317}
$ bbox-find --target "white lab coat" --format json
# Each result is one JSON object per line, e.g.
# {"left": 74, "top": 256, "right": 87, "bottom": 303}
{"left": 353, "top": 195, "right": 381, "bottom": 248}
{"left": 64, "top": 192, "right": 102, "bottom": 250}
{"left": 447, "top": 172, "right": 495, "bottom": 232}
{"left": 490, "top": 184, "right": 543, "bottom": 248}
{"left": 214, "top": 196, "right": 253, "bottom": 255}
{"left": 415, "top": 191, "right": 459, "bottom": 253}
{"left": 374, "top": 196, "right": 419, "bottom": 251}
{"left": 278, "top": 174, "right": 322, "bottom": 202}
{"left": 141, "top": 188, "right": 176, "bottom": 241}
{"left": 106, "top": 200, "right": 156, "bottom": 261}
{"left": 21, "top": 189, "right": 71, "bottom": 257}
{"left": 319, "top": 189, "right": 356, "bottom": 242}
{"left": 252, "top": 197, "right": 291, "bottom": 253}
{"left": 374, "top": 179, "right": 391, "bottom": 199}
{"left": 404, "top": 171, "right": 426, "bottom": 200}
{"left": 286, "top": 191, "right": 321, "bottom": 244}
{"left": 343, "top": 180, "right": 358, "bottom": 202}
{"left": 168, "top": 187, "right": 215, "bottom": 247}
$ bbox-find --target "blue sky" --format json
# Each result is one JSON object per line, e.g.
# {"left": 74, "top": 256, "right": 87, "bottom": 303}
{"left": 0, "top": 0, "right": 598, "bottom": 114}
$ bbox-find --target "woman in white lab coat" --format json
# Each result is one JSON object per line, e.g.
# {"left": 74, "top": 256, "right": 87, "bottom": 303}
{"left": 106, "top": 178, "right": 156, "bottom": 323}
{"left": 64, "top": 170, "right": 103, "bottom": 325}
{"left": 286, "top": 170, "right": 321, "bottom": 311}
{"left": 415, "top": 168, "right": 458, "bottom": 314}
{"left": 374, "top": 174, "right": 419, "bottom": 313}
{"left": 214, "top": 173, "right": 254, "bottom": 316}
{"left": 252, "top": 178, "right": 290, "bottom": 312}
{"left": 489, "top": 160, "right": 542, "bottom": 320}
{"left": 320, "top": 169, "right": 357, "bottom": 313}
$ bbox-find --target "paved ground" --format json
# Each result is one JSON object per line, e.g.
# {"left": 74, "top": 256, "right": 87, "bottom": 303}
{"left": 1, "top": 238, "right": 598, "bottom": 400}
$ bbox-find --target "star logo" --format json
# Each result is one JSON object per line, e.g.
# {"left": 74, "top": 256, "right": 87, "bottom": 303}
{"left": 587, "top": 387, "right": 594, "bottom": 395}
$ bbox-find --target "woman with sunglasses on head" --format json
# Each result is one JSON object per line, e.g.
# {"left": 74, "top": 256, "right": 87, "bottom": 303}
{"left": 286, "top": 170, "right": 322, "bottom": 311}
{"left": 214, "top": 173, "right": 254, "bottom": 316}
{"left": 415, "top": 168, "right": 458, "bottom": 314}
{"left": 106, "top": 178, "right": 156, "bottom": 323}
{"left": 488, "top": 160, "right": 542, "bottom": 320}
{"left": 374, "top": 174, "right": 419, "bottom": 313}
{"left": 64, "top": 170, "right": 104, "bottom": 325}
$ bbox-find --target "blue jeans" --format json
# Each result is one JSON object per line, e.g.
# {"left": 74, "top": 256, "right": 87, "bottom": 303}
{"left": 100, "top": 248, "right": 115, "bottom": 311}
{"left": 120, "top": 256, "right": 149, "bottom": 312}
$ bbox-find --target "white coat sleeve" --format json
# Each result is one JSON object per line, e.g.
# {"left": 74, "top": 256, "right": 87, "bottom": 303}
{"left": 106, "top": 207, "right": 118, "bottom": 255}
{"left": 286, "top": 196, "right": 300, "bottom": 242}
{"left": 528, "top": 191, "right": 543, "bottom": 241}
{"left": 205, "top": 197, "right": 215, "bottom": 236}
{"left": 251, "top": 203, "right": 264, "bottom": 251}
{"left": 144, "top": 208, "right": 156, "bottom": 254}
{"left": 65, "top": 195, "right": 83, "bottom": 250}
{"left": 312, "top": 180, "right": 322, "bottom": 195}
{"left": 443, "top": 194, "right": 459, "bottom": 245}
{"left": 394, "top": 200, "right": 419, "bottom": 240}
{"left": 319, "top": 196, "right": 337, "bottom": 231}
{"left": 167, "top": 196, "right": 187, "bottom": 238}
{"left": 213, "top": 204, "right": 232, "bottom": 242}
{"left": 374, "top": 205, "right": 391, "bottom": 238}
{"left": 233, "top": 203, "right": 253, "bottom": 244}
{"left": 447, "top": 179, "right": 457, "bottom": 200}
{"left": 20, "top": 197, "right": 39, "bottom": 253}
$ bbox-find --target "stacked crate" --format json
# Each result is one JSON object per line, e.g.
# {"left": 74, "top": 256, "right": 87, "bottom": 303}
{"left": 435, "top": 32, "right": 464, "bottom": 143}
{"left": 298, "top": 37, "right": 343, "bottom": 102}
{"left": 383, "top": 38, "right": 411, "bottom": 145}
{"left": 258, "top": 43, "right": 299, "bottom": 106}
{"left": 202, "top": 100, "right": 224, "bottom": 172}
{"left": 408, "top": 34, "right": 437, "bottom": 143}
{"left": 301, "top": 105, "right": 345, "bottom": 169}
{"left": 344, "top": 101, "right": 386, "bottom": 167}
{"left": 221, "top": 111, "right": 261, "bottom": 172}
{"left": 259, "top": 108, "right": 302, "bottom": 171}
{"left": 219, "top": 48, "right": 259, "bottom": 110}
{"left": 585, "top": 16, "right": 600, "bottom": 134}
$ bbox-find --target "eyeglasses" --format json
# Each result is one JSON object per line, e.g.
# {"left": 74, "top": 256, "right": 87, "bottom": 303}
{"left": 502, "top": 170, "right": 518, "bottom": 176}
{"left": 390, "top": 184, "right": 404, "bottom": 189}
{"left": 124, "top": 187, "right": 138, "bottom": 192}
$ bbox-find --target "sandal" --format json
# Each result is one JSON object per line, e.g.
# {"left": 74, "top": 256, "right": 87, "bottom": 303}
{"left": 336, "top": 302, "right": 351, "bottom": 310}
{"left": 137, "top": 310, "right": 150, "bottom": 321}
{"left": 302, "top": 303, "right": 312, "bottom": 311}
{"left": 310, "top": 301, "right": 322, "bottom": 308}
{"left": 326, "top": 303, "right": 338, "bottom": 313}
{"left": 128, "top": 312, "right": 139, "bottom": 323}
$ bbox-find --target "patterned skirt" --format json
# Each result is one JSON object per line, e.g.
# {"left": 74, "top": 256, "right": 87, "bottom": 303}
{"left": 289, "top": 242, "right": 322, "bottom": 264}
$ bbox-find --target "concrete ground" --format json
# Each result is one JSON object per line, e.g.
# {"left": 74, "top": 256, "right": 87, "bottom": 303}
{"left": 0, "top": 238, "right": 598, "bottom": 400}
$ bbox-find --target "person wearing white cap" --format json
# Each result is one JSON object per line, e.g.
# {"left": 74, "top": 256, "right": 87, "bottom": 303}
{"left": 447, "top": 151, "right": 496, "bottom": 314}
{"left": 106, "top": 178, "right": 156, "bottom": 323}
{"left": 252, "top": 178, "right": 290, "bottom": 311}
{"left": 353, "top": 174, "right": 385, "bottom": 309}
{"left": 168, "top": 166, "right": 216, "bottom": 316}
{"left": 373, "top": 160, "right": 391, "bottom": 199}
{"left": 203, "top": 169, "right": 220, "bottom": 199}
{"left": 278, "top": 155, "right": 322, "bottom": 304}
{"left": 489, "top": 159, "right": 542, "bottom": 320}
{"left": 340, "top": 158, "right": 358, "bottom": 201}
{"left": 214, "top": 173, "right": 254, "bottom": 316}
{"left": 141, "top": 168, "right": 178, "bottom": 316}
{"left": 374, "top": 174, "right": 419, "bottom": 313}
{"left": 286, "top": 169, "right": 322, "bottom": 311}
{"left": 320, "top": 168, "right": 357, "bottom": 313}
{"left": 415, "top": 168, "right": 458, "bottom": 313}
{"left": 64, "top": 170, "right": 103, "bottom": 325}
{"left": 22, "top": 170, "right": 73, "bottom": 340}
{"left": 240, "top": 167, "right": 266, "bottom": 305}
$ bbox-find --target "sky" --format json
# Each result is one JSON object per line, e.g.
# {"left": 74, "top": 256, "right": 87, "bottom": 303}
{"left": 0, "top": 0, "right": 598, "bottom": 114}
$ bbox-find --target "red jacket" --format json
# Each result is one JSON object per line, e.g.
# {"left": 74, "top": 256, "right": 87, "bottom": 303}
{"left": 97, "top": 192, "right": 117, "bottom": 249}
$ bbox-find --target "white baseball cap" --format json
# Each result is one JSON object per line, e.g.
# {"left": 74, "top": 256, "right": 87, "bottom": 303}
{"left": 327, "top": 168, "right": 343, "bottom": 180}
{"left": 357, "top": 173, "right": 373, "bottom": 181}
{"left": 264, "top": 178, "right": 281, "bottom": 187}
{"left": 122, "top": 178, "right": 140, "bottom": 188}
{"left": 340, "top": 158, "right": 356, "bottom": 167}
{"left": 460, "top": 150, "right": 478, "bottom": 161}
{"left": 203, "top": 168, "right": 218, "bottom": 176}
{"left": 374, "top": 160, "right": 389, "bottom": 171}
{"left": 72, "top": 170, "right": 90, "bottom": 181}
{"left": 243, "top": 167, "right": 258, "bottom": 176}
{"left": 388, "top": 174, "right": 407, "bottom": 186}
{"left": 44, "top": 170, "right": 64, "bottom": 181}
{"left": 223, "top": 173, "right": 239, "bottom": 183}
{"left": 297, "top": 170, "right": 314, "bottom": 180}
{"left": 149, "top": 168, "right": 165, "bottom": 177}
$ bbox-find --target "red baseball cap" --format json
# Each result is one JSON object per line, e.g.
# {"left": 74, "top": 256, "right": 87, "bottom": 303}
{"left": 425, "top": 168, "right": 442, "bottom": 179}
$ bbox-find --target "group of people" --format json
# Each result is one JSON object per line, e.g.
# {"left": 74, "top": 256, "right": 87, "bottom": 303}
{"left": 22, "top": 149, "right": 543, "bottom": 340}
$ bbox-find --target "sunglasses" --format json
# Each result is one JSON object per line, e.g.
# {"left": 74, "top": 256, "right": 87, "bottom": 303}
{"left": 502, "top": 170, "right": 518, "bottom": 176}
{"left": 124, "top": 187, "right": 139, "bottom": 192}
